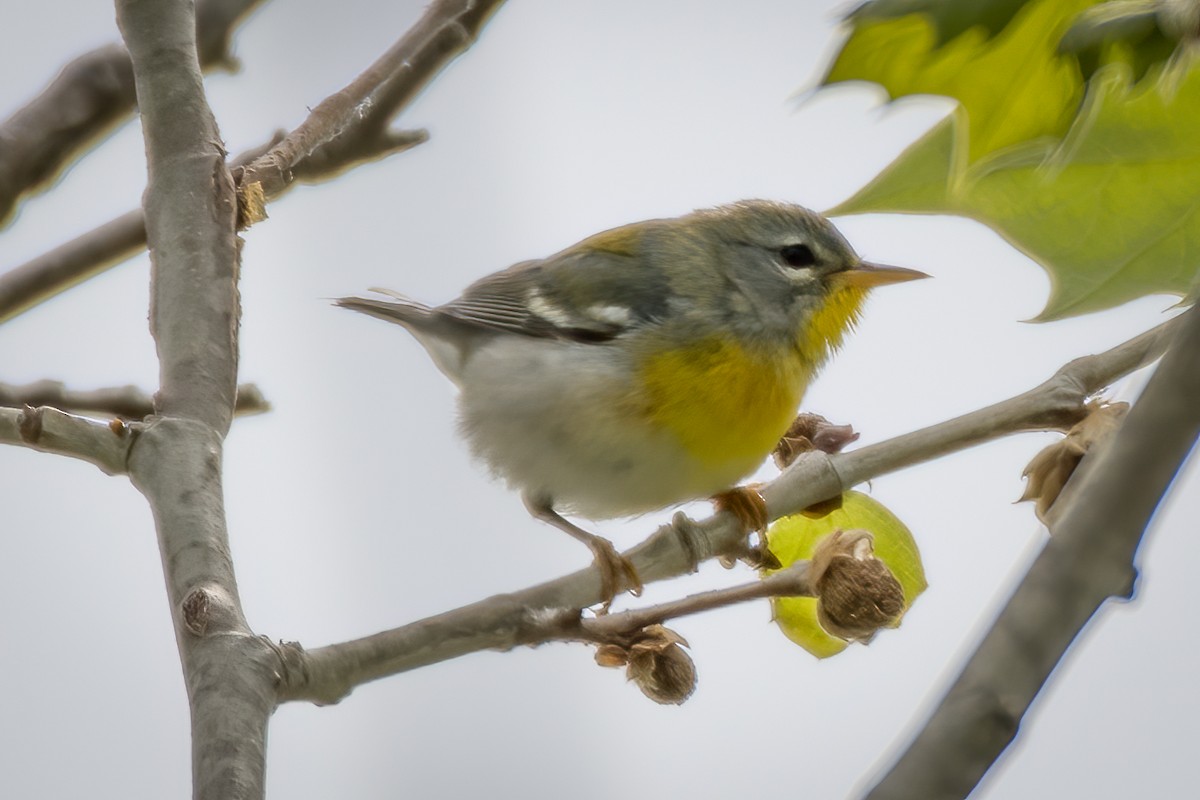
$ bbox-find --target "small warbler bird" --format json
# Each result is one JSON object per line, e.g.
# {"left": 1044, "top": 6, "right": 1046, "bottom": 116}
{"left": 337, "top": 200, "right": 925, "bottom": 604}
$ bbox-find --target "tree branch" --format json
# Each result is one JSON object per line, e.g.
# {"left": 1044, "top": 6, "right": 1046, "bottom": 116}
{"left": 0, "top": 135, "right": 288, "bottom": 325}
{"left": 236, "top": 0, "right": 503, "bottom": 201}
{"left": 116, "top": 2, "right": 270, "bottom": 798}
{"left": 274, "top": 315, "right": 1181, "bottom": 706}
{"left": 0, "top": 379, "right": 269, "bottom": 419}
{"left": 864, "top": 306, "right": 1200, "bottom": 799}
{"left": 0, "top": 0, "right": 266, "bottom": 228}
{"left": 578, "top": 561, "right": 816, "bottom": 641}
{"left": 0, "top": 0, "right": 504, "bottom": 324}
{"left": 0, "top": 404, "right": 133, "bottom": 474}
{"left": 815, "top": 314, "right": 1179, "bottom": 504}
{"left": 0, "top": 210, "right": 150, "bottom": 323}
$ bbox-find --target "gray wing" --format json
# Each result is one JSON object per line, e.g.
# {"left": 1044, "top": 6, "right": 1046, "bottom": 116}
{"left": 438, "top": 251, "right": 672, "bottom": 344}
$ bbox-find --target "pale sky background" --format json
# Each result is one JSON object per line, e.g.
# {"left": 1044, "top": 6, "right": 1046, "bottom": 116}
{"left": 1, "top": 1, "right": 1196, "bottom": 798}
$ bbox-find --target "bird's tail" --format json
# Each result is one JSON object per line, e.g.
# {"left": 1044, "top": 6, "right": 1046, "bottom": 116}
{"left": 335, "top": 288, "right": 472, "bottom": 382}
{"left": 334, "top": 287, "right": 433, "bottom": 328}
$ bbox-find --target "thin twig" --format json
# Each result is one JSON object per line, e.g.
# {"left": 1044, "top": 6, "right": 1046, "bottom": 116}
{"left": 809, "top": 316, "right": 1181, "bottom": 508}
{"left": 237, "top": 0, "right": 503, "bottom": 200}
{"left": 0, "top": 0, "right": 266, "bottom": 228}
{"left": 580, "top": 562, "right": 815, "bottom": 641}
{"left": 0, "top": 0, "right": 501, "bottom": 324}
{"left": 0, "top": 404, "right": 134, "bottom": 475}
{"left": 0, "top": 380, "right": 270, "bottom": 419}
{"left": 0, "top": 211, "right": 149, "bottom": 323}
{"left": 274, "top": 314, "right": 1180, "bottom": 706}
{"left": 0, "top": 135, "right": 289, "bottom": 325}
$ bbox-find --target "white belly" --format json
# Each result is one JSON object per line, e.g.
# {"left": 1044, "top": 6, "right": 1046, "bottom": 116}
{"left": 455, "top": 336, "right": 753, "bottom": 518}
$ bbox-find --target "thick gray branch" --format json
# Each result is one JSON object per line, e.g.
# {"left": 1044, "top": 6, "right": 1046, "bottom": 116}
{"left": 865, "top": 305, "right": 1200, "bottom": 799}
{"left": 276, "top": 316, "right": 1181, "bottom": 705}
{"left": 122, "top": 5, "right": 241, "bottom": 430}
{"left": 117, "top": 1, "right": 266, "bottom": 797}
{"left": 128, "top": 418, "right": 275, "bottom": 800}
{"left": 0, "top": 0, "right": 265, "bottom": 228}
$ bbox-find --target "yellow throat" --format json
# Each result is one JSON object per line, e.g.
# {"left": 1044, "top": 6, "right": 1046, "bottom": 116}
{"left": 640, "top": 285, "right": 868, "bottom": 468}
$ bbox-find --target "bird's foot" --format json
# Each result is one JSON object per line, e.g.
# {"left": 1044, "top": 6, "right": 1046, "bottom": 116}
{"left": 583, "top": 534, "right": 644, "bottom": 614}
{"left": 712, "top": 484, "right": 769, "bottom": 531}
{"left": 711, "top": 485, "right": 781, "bottom": 569}
{"left": 523, "top": 494, "right": 642, "bottom": 613}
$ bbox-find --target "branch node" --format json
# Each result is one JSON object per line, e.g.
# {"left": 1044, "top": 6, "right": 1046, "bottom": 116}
{"left": 514, "top": 606, "right": 583, "bottom": 648}
{"left": 18, "top": 404, "right": 42, "bottom": 443}
{"left": 666, "top": 511, "right": 706, "bottom": 573}
{"left": 182, "top": 588, "right": 212, "bottom": 636}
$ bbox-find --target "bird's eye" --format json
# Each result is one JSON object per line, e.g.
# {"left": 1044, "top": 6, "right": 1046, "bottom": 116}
{"left": 779, "top": 243, "right": 816, "bottom": 269}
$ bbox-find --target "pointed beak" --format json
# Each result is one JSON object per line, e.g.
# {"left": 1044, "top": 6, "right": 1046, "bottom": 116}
{"left": 836, "top": 261, "right": 930, "bottom": 289}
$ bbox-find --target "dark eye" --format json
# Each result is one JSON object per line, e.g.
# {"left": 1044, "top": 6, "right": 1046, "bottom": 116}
{"left": 780, "top": 243, "right": 816, "bottom": 268}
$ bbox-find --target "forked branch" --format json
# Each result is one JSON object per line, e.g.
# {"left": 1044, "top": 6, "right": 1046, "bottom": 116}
{"left": 274, "top": 314, "right": 1182, "bottom": 706}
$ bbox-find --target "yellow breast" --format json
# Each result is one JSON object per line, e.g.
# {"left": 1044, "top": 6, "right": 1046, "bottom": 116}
{"left": 638, "top": 336, "right": 811, "bottom": 468}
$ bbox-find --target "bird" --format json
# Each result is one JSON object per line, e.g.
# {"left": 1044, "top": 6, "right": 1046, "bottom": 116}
{"left": 337, "top": 200, "right": 926, "bottom": 607}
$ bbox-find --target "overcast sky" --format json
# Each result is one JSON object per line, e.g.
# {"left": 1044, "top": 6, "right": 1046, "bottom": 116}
{"left": 1, "top": 1, "right": 1195, "bottom": 798}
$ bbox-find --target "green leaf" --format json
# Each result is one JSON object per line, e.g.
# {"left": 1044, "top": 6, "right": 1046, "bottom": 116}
{"left": 1059, "top": 0, "right": 1186, "bottom": 84}
{"left": 825, "top": 110, "right": 963, "bottom": 216}
{"left": 830, "top": 63, "right": 1200, "bottom": 319}
{"left": 765, "top": 491, "right": 927, "bottom": 659}
{"left": 844, "top": 0, "right": 1034, "bottom": 46}
{"left": 824, "top": 0, "right": 1095, "bottom": 163}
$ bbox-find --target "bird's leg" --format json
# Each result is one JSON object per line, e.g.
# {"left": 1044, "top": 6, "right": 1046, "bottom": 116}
{"left": 522, "top": 494, "right": 643, "bottom": 612}
{"left": 712, "top": 484, "right": 768, "bottom": 531}
{"left": 711, "top": 485, "right": 781, "bottom": 569}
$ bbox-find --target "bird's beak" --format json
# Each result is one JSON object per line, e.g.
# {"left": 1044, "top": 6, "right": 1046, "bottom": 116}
{"left": 837, "top": 261, "right": 930, "bottom": 288}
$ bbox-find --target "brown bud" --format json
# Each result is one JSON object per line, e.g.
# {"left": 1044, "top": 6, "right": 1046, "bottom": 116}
{"left": 810, "top": 529, "right": 905, "bottom": 643}
{"left": 594, "top": 644, "right": 630, "bottom": 668}
{"left": 594, "top": 625, "right": 697, "bottom": 705}
{"left": 773, "top": 413, "right": 859, "bottom": 468}
{"left": 627, "top": 639, "right": 697, "bottom": 706}
{"left": 1020, "top": 401, "right": 1128, "bottom": 525}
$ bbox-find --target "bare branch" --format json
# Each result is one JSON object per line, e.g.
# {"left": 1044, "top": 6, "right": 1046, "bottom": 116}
{"left": 0, "top": 0, "right": 266, "bottom": 228}
{"left": 809, "top": 315, "right": 1181, "bottom": 508}
{"left": 237, "top": 0, "right": 504, "bottom": 202}
{"left": 0, "top": 135, "right": 285, "bottom": 325}
{"left": 274, "top": 315, "right": 1180, "bottom": 706}
{"left": 0, "top": 210, "right": 148, "bottom": 324}
{"left": 0, "top": 379, "right": 269, "bottom": 419}
{"left": 865, "top": 304, "right": 1200, "bottom": 799}
{"left": 277, "top": 556, "right": 816, "bottom": 706}
{"left": 580, "top": 562, "right": 816, "bottom": 641}
{"left": 0, "top": 404, "right": 133, "bottom": 474}
{"left": 0, "top": 0, "right": 496, "bottom": 322}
